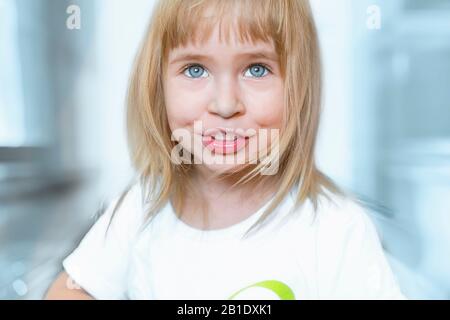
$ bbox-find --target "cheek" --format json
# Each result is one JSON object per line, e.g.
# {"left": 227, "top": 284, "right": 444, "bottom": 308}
{"left": 244, "top": 83, "right": 284, "bottom": 129}
{"left": 164, "top": 79, "right": 208, "bottom": 131}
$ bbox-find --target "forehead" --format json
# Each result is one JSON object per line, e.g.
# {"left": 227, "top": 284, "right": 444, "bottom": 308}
{"left": 168, "top": 23, "right": 277, "bottom": 61}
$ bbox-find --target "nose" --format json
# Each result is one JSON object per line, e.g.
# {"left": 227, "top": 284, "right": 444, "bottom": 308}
{"left": 208, "top": 76, "right": 244, "bottom": 119}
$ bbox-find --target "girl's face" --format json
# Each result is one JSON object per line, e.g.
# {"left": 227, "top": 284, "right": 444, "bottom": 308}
{"left": 164, "top": 24, "right": 284, "bottom": 175}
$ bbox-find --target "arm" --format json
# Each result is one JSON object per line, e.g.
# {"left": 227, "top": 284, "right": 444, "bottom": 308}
{"left": 44, "top": 271, "right": 95, "bottom": 300}
{"left": 50, "top": 184, "right": 143, "bottom": 300}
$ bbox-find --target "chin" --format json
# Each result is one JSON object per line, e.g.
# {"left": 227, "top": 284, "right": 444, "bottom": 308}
{"left": 200, "top": 163, "right": 244, "bottom": 175}
{"left": 198, "top": 153, "right": 267, "bottom": 174}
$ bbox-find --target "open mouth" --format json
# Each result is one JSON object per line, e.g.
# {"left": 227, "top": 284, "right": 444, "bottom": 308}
{"left": 202, "top": 135, "right": 249, "bottom": 154}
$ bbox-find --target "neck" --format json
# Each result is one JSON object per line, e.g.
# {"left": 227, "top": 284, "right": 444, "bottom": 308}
{"left": 179, "top": 165, "right": 279, "bottom": 230}
{"left": 192, "top": 165, "right": 276, "bottom": 198}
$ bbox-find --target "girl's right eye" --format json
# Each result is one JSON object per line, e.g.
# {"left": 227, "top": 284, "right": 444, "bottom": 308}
{"left": 183, "top": 64, "right": 209, "bottom": 79}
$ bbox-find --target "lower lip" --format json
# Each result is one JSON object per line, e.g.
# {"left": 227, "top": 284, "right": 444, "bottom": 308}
{"left": 202, "top": 136, "right": 249, "bottom": 154}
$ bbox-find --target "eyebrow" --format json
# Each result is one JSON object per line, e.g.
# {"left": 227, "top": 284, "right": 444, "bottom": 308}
{"left": 169, "top": 51, "right": 279, "bottom": 65}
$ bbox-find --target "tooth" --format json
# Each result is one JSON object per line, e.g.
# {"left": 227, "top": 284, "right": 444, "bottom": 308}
{"left": 212, "top": 132, "right": 240, "bottom": 141}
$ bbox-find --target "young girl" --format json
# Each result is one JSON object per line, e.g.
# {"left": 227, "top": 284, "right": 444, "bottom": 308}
{"left": 46, "top": 0, "right": 406, "bottom": 300}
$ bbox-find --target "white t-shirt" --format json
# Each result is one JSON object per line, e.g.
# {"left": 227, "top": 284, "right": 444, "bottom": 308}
{"left": 62, "top": 183, "right": 406, "bottom": 300}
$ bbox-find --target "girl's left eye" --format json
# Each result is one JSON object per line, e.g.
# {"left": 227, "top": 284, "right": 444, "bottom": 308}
{"left": 244, "top": 64, "right": 270, "bottom": 78}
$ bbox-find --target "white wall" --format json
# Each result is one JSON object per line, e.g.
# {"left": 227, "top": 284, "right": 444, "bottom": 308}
{"left": 311, "top": 0, "right": 355, "bottom": 190}
{"left": 0, "top": 0, "right": 25, "bottom": 146}
{"left": 76, "top": 0, "right": 156, "bottom": 196}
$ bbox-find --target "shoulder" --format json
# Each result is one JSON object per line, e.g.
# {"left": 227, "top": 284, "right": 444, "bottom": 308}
{"left": 102, "top": 181, "right": 146, "bottom": 242}
{"left": 312, "top": 190, "right": 406, "bottom": 299}
{"left": 313, "top": 189, "right": 381, "bottom": 246}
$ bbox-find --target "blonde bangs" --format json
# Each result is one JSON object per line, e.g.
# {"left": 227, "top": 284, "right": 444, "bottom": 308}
{"left": 159, "top": 0, "right": 288, "bottom": 67}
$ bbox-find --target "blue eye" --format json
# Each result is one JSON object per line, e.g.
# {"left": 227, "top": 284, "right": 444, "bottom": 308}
{"left": 184, "top": 65, "right": 208, "bottom": 78}
{"left": 245, "top": 64, "right": 270, "bottom": 78}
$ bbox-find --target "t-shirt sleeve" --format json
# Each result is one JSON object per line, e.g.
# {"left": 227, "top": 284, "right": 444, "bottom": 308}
{"left": 317, "top": 198, "right": 407, "bottom": 299}
{"left": 62, "top": 184, "right": 144, "bottom": 300}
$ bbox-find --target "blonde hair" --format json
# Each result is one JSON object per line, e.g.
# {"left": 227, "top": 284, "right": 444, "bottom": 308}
{"left": 110, "top": 0, "right": 345, "bottom": 238}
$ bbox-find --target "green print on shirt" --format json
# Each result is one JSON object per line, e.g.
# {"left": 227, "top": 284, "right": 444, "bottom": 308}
{"left": 228, "top": 280, "right": 296, "bottom": 300}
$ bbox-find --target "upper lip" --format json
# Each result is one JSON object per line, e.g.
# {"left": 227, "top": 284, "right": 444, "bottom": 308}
{"left": 202, "top": 127, "right": 254, "bottom": 139}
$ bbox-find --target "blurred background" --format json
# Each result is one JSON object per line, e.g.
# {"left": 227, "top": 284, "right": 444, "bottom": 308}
{"left": 0, "top": 0, "right": 449, "bottom": 299}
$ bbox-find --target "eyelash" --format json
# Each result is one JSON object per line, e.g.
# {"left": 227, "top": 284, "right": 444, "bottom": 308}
{"left": 180, "top": 62, "right": 273, "bottom": 78}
